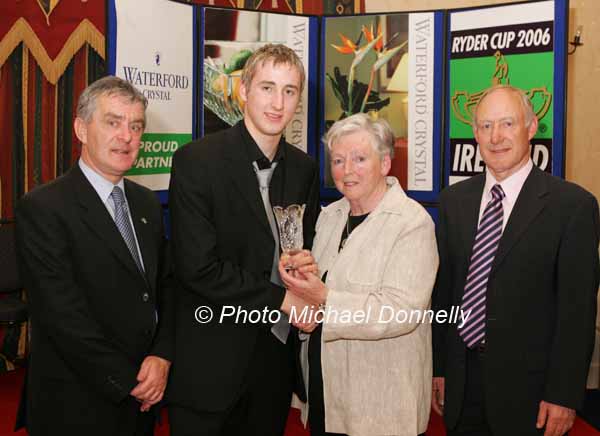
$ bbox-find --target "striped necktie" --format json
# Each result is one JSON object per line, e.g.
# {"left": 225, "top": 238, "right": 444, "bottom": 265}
{"left": 458, "top": 184, "right": 505, "bottom": 348}
{"left": 111, "top": 186, "right": 144, "bottom": 273}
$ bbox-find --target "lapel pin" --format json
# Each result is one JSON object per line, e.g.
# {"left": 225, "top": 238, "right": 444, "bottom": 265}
{"left": 141, "top": 217, "right": 147, "bottom": 224}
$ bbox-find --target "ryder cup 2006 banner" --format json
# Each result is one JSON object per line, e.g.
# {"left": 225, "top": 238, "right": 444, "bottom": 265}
{"left": 447, "top": 0, "right": 563, "bottom": 186}
{"left": 109, "top": 0, "right": 195, "bottom": 191}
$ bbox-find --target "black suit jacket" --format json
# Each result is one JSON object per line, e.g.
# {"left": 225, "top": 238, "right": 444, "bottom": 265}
{"left": 167, "top": 122, "right": 319, "bottom": 412}
{"left": 15, "top": 165, "right": 174, "bottom": 435}
{"left": 432, "top": 166, "right": 600, "bottom": 434}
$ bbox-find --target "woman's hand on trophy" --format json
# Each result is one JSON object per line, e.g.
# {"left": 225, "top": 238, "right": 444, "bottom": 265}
{"left": 279, "top": 249, "right": 318, "bottom": 282}
{"left": 280, "top": 268, "right": 328, "bottom": 307}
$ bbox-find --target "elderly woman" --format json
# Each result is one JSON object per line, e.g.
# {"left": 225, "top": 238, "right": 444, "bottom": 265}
{"left": 280, "top": 113, "right": 438, "bottom": 436}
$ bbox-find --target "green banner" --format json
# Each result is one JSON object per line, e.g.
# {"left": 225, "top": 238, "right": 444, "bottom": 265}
{"left": 449, "top": 52, "right": 554, "bottom": 140}
{"left": 126, "top": 133, "right": 191, "bottom": 176}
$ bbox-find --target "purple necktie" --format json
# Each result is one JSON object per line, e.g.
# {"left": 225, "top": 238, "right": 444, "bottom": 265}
{"left": 458, "top": 184, "right": 505, "bottom": 348}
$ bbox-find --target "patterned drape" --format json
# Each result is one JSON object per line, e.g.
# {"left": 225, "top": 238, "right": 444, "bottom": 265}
{"left": 0, "top": 0, "right": 105, "bottom": 372}
{"left": 0, "top": 0, "right": 105, "bottom": 218}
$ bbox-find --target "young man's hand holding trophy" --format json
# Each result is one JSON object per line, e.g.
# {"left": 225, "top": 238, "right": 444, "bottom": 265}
{"left": 275, "top": 204, "right": 324, "bottom": 332}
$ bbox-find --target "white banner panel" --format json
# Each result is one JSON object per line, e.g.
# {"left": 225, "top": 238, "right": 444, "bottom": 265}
{"left": 450, "top": 1, "right": 554, "bottom": 31}
{"left": 114, "top": 0, "right": 194, "bottom": 191}
{"left": 284, "top": 15, "right": 310, "bottom": 152}
{"left": 408, "top": 13, "right": 435, "bottom": 191}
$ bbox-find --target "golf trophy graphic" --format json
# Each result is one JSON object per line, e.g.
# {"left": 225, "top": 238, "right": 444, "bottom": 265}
{"left": 451, "top": 50, "right": 552, "bottom": 126}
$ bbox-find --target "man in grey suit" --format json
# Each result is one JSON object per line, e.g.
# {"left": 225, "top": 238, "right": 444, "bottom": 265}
{"left": 432, "top": 84, "right": 599, "bottom": 435}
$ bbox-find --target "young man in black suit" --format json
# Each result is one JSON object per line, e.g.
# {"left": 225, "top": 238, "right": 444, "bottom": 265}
{"left": 167, "top": 44, "right": 319, "bottom": 436}
{"left": 432, "top": 84, "right": 600, "bottom": 435}
{"left": 16, "top": 76, "right": 174, "bottom": 436}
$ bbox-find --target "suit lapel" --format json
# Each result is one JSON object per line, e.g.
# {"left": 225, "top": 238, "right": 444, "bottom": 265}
{"left": 492, "top": 166, "right": 549, "bottom": 270}
{"left": 459, "top": 175, "right": 486, "bottom": 261}
{"left": 70, "top": 166, "right": 148, "bottom": 283}
{"left": 125, "top": 180, "right": 157, "bottom": 292}
{"left": 223, "top": 128, "right": 274, "bottom": 239}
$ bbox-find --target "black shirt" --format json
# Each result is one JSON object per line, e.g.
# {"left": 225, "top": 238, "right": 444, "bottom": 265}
{"left": 238, "top": 120, "right": 287, "bottom": 207}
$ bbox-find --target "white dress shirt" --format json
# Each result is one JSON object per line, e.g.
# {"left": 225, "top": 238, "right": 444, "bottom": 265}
{"left": 78, "top": 159, "right": 145, "bottom": 271}
{"left": 478, "top": 159, "right": 533, "bottom": 232}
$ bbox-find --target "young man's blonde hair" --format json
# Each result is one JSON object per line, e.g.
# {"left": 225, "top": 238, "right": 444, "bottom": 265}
{"left": 241, "top": 44, "right": 305, "bottom": 92}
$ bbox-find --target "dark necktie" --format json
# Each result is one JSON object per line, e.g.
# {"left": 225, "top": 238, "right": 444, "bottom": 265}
{"left": 111, "top": 186, "right": 144, "bottom": 273}
{"left": 458, "top": 184, "right": 505, "bottom": 348}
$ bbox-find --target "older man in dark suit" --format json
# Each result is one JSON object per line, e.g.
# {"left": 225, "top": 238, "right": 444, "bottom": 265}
{"left": 167, "top": 44, "right": 319, "bottom": 436}
{"left": 16, "top": 76, "right": 173, "bottom": 436}
{"left": 432, "top": 84, "right": 599, "bottom": 436}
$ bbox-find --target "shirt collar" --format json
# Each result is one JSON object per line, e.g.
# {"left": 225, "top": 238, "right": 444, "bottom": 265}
{"left": 484, "top": 158, "right": 533, "bottom": 206}
{"left": 78, "top": 158, "right": 125, "bottom": 204}
{"left": 238, "top": 120, "right": 286, "bottom": 168}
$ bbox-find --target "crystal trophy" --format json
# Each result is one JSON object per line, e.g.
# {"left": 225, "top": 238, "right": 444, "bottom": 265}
{"left": 273, "top": 204, "right": 306, "bottom": 269}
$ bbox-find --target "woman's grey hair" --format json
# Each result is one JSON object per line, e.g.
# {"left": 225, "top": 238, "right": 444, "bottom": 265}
{"left": 472, "top": 84, "right": 535, "bottom": 127}
{"left": 323, "top": 113, "right": 395, "bottom": 159}
{"left": 76, "top": 75, "right": 148, "bottom": 123}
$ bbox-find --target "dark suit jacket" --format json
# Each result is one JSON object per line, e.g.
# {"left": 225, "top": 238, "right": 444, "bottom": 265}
{"left": 15, "top": 165, "right": 174, "bottom": 436}
{"left": 432, "top": 166, "right": 600, "bottom": 435}
{"left": 167, "top": 122, "right": 319, "bottom": 412}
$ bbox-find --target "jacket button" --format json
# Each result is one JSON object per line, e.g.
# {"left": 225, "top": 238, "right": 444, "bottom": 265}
{"left": 142, "top": 292, "right": 149, "bottom": 302}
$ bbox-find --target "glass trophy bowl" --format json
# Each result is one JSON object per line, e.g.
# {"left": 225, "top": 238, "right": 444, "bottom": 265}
{"left": 273, "top": 204, "right": 306, "bottom": 267}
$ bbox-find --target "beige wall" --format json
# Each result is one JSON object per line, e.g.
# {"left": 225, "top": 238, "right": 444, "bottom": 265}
{"left": 366, "top": 0, "right": 600, "bottom": 201}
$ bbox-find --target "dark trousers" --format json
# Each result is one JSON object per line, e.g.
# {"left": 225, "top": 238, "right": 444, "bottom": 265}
{"left": 169, "top": 330, "right": 293, "bottom": 436}
{"left": 307, "top": 325, "right": 346, "bottom": 436}
{"left": 447, "top": 347, "right": 550, "bottom": 436}
{"left": 447, "top": 348, "right": 493, "bottom": 436}
{"left": 27, "top": 392, "right": 153, "bottom": 436}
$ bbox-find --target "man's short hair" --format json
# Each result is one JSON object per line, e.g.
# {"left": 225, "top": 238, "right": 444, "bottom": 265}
{"left": 323, "top": 113, "right": 395, "bottom": 160}
{"left": 241, "top": 44, "right": 305, "bottom": 92}
{"left": 472, "top": 84, "right": 535, "bottom": 128}
{"left": 76, "top": 75, "right": 148, "bottom": 123}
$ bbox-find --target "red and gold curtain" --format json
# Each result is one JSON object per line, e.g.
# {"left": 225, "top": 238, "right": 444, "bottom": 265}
{"left": 0, "top": 0, "right": 105, "bottom": 220}
{"left": 0, "top": 0, "right": 105, "bottom": 371}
